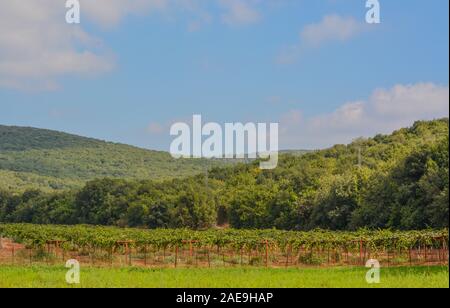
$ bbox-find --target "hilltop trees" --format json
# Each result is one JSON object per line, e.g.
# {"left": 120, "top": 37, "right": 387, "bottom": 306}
{"left": 0, "top": 125, "right": 234, "bottom": 192}
{"left": 350, "top": 134, "right": 449, "bottom": 230}
{"left": 0, "top": 119, "right": 448, "bottom": 231}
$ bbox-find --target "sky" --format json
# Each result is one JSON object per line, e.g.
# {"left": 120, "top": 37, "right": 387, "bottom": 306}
{"left": 0, "top": 0, "right": 449, "bottom": 151}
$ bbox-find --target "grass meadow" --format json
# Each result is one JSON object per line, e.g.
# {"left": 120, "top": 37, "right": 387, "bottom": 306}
{"left": 0, "top": 265, "right": 448, "bottom": 288}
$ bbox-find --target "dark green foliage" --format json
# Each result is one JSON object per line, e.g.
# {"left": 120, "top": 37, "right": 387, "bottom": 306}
{"left": 0, "top": 125, "right": 233, "bottom": 191}
{"left": 0, "top": 119, "right": 448, "bottom": 230}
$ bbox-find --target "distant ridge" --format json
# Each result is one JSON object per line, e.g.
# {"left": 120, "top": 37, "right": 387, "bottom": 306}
{"left": 0, "top": 125, "right": 232, "bottom": 191}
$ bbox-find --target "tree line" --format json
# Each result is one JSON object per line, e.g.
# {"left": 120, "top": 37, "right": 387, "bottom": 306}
{"left": 0, "top": 119, "right": 448, "bottom": 231}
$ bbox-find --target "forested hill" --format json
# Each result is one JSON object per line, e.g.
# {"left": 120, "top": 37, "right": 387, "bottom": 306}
{"left": 0, "top": 126, "right": 104, "bottom": 151}
{"left": 0, "top": 119, "right": 448, "bottom": 231}
{"left": 0, "top": 125, "right": 228, "bottom": 191}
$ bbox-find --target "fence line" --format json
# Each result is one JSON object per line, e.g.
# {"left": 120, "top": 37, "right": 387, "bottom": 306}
{"left": 0, "top": 238, "right": 448, "bottom": 269}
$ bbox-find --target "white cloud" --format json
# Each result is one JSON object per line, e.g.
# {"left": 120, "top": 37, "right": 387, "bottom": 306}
{"left": 0, "top": 1, "right": 114, "bottom": 90}
{"left": 301, "top": 15, "right": 364, "bottom": 47}
{"left": 147, "top": 122, "right": 165, "bottom": 134}
{"left": 0, "top": 0, "right": 263, "bottom": 90}
{"left": 279, "top": 83, "right": 449, "bottom": 149}
{"left": 219, "top": 0, "right": 261, "bottom": 26}
{"left": 371, "top": 83, "right": 450, "bottom": 118}
{"left": 276, "top": 14, "right": 366, "bottom": 64}
{"left": 81, "top": 0, "right": 261, "bottom": 28}
{"left": 80, "top": 0, "right": 169, "bottom": 28}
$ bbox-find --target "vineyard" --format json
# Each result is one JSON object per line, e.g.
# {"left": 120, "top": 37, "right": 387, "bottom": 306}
{"left": 0, "top": 224, "right": 448, "bottom": 268}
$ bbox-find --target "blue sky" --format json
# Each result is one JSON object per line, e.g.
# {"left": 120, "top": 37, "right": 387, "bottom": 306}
{"left": 0, "top": 0, "right": 448, "bottom": 150}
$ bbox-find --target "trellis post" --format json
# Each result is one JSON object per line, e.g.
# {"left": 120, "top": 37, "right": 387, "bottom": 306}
{"left": 174, "top": 245, "right": 178, "bottom": 268}
{"left": 359, "top": 240, "right": 364, "bottom": 265}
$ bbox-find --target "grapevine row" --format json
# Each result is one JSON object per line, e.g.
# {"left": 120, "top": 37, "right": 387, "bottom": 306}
{"left": 0, "top": 224, "right": 447, "bottom": 254}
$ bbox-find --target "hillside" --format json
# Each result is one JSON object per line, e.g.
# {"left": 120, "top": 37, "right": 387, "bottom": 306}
{"left": 0, "top": 125, "right": 230, "bottom": 191}
{"left": 0, "top": 119, "right": 448, "bottom": 231}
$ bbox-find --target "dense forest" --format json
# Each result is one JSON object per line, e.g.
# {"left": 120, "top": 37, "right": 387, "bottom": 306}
{"left": 0, "top": 125, "right": 233, "bottom": 191}
{"left": 0, "top": 119, "right": 448, "bottom": 231}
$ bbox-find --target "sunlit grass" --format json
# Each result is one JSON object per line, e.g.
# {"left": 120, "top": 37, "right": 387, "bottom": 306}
{"left": 0, "top": 265, "right": 448, "bottom": 288}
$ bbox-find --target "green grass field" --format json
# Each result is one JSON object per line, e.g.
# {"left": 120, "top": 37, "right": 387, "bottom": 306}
{"left": 0, "top": 265, "right": 448, "bottom": 288}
